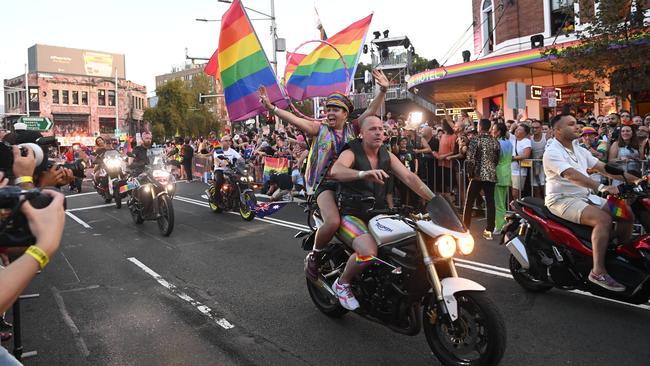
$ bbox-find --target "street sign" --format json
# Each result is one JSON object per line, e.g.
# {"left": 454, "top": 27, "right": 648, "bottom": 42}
{"left": 506, "top": 82, "right": 527, "bottom": 110}
{"left": 541, "top": 87, "right": 557, "bottom": 108}
{"left": 18, "top": 116, "right": 53, "bottom": 131}
{"left": 114, "top": 129, "right": 121, "bottom": 136}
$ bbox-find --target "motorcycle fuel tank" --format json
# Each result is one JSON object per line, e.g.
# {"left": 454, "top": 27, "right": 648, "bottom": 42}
{"left": 369, "top": 215, "right": 415, "bottom": 246}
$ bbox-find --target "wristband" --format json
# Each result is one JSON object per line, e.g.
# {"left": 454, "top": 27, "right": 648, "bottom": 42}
{"left": 358, "top": 171, "right": 366, "bottom": 179}
{"left": 25, "top": 246, "right": 49, "bottom": 270}
{"left": 14, "top": 176, "right": 34, "bottom": 185}
{"left": 380, "top": 86, "right": 387, "bottom": 93}
{"left": 597, "top": 183, "right": 605, "bottom": 192}
{"left": 272, "top": 105, "right": 278, "bottom": 114}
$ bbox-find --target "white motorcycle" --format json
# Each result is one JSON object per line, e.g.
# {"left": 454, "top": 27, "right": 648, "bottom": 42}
{"left": 296, "top": 196, "right": 506, "bottom": 366}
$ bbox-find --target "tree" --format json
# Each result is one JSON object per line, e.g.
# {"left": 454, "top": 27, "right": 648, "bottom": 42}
{"left": 544, "top": 0, "right": 650, "bottom": 112}
{"left": 143, "top": 75, "right": 223, "bottom": 139}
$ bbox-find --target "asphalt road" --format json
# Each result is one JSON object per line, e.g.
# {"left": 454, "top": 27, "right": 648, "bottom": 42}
{"left": 6, "top": 180, "right": 650, "bottom": 366}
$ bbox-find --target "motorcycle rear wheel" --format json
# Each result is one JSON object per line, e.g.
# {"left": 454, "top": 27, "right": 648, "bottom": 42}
{"left": 157, "top": 195, "right": 174, "bottom": 236}
{"left": 306, "top": 277, "right": 348, "bottom": 318}
{"left": 239, "top": 192, "right": 256, "bottom": 221}
{"left": 509, "top": 254, "right": 553, "bottom": 293}
{"left": 208, "top": 186, "right": 223, "bottom": 213}
{"left": 423, "top": 292, "right": 506, "bottom": 366}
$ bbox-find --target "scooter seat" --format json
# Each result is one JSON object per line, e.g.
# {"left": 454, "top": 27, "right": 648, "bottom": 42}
{"left": 519, "top": 197, "right": 594, "bottom": 243}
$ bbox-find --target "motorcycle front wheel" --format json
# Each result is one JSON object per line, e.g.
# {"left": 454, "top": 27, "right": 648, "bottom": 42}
{"left": 239, "top": 191, "right": 256, "bottom": 221}
{"left": 157, "top": 194, "right": 174, "bottom": 236}
{"left": 129, "top": 195, "right": 144, "bottom": 224}
{"left": 114, "top": 185, "right": 122, "bottom": 209}
{"left": 423, "top": 292, "right": 506, "bottom": 366}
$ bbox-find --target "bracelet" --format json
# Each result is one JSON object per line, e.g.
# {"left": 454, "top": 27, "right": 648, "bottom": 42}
{"left": 380, "top": 86, "right": 387, "bottom": 93}
{"left": 272, "top": 105, "right": 278, "bottom": 114}
{"left": 25, "top": 246, "right": 49, "bottom": 270}
{"left": 597, "top": 183, "right": 605, "bottom": 192}
{"left": 14, "top": 176, "right": 34, "bottom": 185}
{"left": 358, "top": 171, "right": 366, "bottom": 179}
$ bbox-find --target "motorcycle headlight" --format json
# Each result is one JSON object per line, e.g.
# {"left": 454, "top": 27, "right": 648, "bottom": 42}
{"left": 435, "top": 235, "right": 457, "bottom": 258}
{"left": 142, "top": 184, "right": 151, "bottom": 193}
{"left": 240, "top": 176, "right": 247, "bottom": 182}
{"left": 457, "top": 235, "right": 475, "bottom": 255}
{"left": 248, "top": 176, "right": 254, "bottom": 182}
{"left": 167, "top": 184, "right": 174, "bottom": 191}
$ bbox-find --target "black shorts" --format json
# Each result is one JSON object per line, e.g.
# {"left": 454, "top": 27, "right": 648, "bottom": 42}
{"left": 315, "top": 180, "right": 338, "bottom": 198}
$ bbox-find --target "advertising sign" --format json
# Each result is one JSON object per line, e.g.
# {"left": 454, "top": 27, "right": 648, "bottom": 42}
{"left": 28, "top": 44, "right": 126, "bottom": 78}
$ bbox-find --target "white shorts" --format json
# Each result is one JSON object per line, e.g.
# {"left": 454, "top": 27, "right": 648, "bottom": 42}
{"left": 546, "top": 195, "right": 607, "bottom": 224}
{"left": 511, "top": 173, "right": 527, "bottom": 191}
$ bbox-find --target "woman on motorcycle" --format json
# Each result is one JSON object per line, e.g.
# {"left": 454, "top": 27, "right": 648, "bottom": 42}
{"left": 258, "top": 69, "right": 389, "bottom": 280}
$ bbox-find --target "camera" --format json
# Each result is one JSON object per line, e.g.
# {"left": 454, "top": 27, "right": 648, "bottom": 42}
{"left": 0, "top": 133, "right": 58, "bottom": 179}
{"left": 0, "top": 186, "right": 63, "bottom": 247}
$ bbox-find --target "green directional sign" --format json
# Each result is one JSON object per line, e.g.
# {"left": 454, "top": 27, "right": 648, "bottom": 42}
{"left": 18, "top": 117, "right": 53, "bottom": 131}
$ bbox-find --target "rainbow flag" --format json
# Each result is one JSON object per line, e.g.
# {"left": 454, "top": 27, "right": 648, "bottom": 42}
{"left": 282, "top": 52, "right": 306, "bottom": 85}
{"left": 355, "top": 255, "right": 377, "bottom": 264}
{"left": 262, "top": 157, "right": 289, "bottom": 183}
{"left": 216, "top": 0, "right": 287, "bottom": 121}
{"left": 285, "top": 14, "right": 372, "bottom": 100}
{"left": 211, "top": 140, "right": 223, "bottom": 154}
{"left": 607, "top": 196, "right": 633, "bottom": 220}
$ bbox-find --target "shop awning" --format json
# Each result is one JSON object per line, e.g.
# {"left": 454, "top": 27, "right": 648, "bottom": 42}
{"left": 407, "top": 47, "right": 559, "bottom": 107}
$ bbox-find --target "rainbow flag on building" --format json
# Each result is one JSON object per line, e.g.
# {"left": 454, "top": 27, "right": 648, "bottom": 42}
{"left": 285, "top": 14, "right": 372, "bottom": 101}
{"left": 214, "top": 0, "right": 287, "bottom": 121}
{"left": 262, "top": 157, "right": 289, "bottom": 183}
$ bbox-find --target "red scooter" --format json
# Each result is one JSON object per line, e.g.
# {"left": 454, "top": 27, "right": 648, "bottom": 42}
{"left": 501, "top": 165, "right": 650, "bottom": 305}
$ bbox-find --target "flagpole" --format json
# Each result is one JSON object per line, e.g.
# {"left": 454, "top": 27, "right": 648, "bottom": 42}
{"left": 270, "top": 0, "right": 277, "bottom": 76}
{"left": 115, "top": 67, "right": 119, "bottom": 135}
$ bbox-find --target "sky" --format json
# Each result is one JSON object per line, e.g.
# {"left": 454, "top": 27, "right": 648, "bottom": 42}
{"left": 0, "top": 0, "right": 474, "bottom": 103}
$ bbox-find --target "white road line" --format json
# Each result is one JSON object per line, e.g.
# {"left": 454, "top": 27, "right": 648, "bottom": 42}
{"left": 66, "top": 203, "right": 115, "bottom": 212}
{"left": 65, "top": 191, "right": 98, "bottom": 198}
{"left": 127, "top": 257, "right": 235, "bottom": 330}
{"left": 455, "top": 258, "right": 510, "bottom": 273}
{"left": 65, "top": 211, "right": 92, "bottom": 229}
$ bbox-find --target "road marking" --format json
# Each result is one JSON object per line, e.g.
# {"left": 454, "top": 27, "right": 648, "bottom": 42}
{"left": 65, "top": 211, "right": 92, "bottom": 229}
{"left": 66, "top": 203, "right": 115, "bottom": 212}
{"left": 65, "top": 191, "right": 98, "bottom": 198}
{"left": 127, "top": 257, "right": 235, "bottom": 330}
{"left": 455, "top": 258, "right": 510, "bottom": 273}
{"left": 51, "top": 286, "right": 91, "bottom": 357}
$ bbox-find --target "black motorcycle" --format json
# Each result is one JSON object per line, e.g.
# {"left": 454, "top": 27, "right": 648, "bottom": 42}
{"left": 296, "top": 197, "right": 506, "bottom": 366}
{"left": 207, "top": 156, "right": 257, "bottom": 221}
{"left": 124, "top": 148, "right": 176, "bottom": 236}
{"left": 93, "top": 150, "right": 126, "bottom": 205}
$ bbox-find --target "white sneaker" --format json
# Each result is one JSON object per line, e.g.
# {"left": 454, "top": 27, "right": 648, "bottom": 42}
{"left": 332, "top": 278, "right": 360, "bottom": 310}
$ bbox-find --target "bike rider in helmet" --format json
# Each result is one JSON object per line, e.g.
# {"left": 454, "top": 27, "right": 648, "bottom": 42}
{"left": 258, "top": 69, "right": 390, "bottom": 281}
{"left": 329, "top": 116, "right": 434, "bottom": 310}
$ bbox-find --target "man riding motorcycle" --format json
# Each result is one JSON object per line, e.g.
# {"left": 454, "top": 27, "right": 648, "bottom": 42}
{"left": 543, "top": 113, "right": 642, "bottom": 292}
{"left": 328, "top": 116, "right": 435, "bottom": 310}
{"left": 258, "top": 69, "right": 390, "bottom": 282}
{"left": 129, "top": 131, "right": 152, "bottom": 176}
{"left": 212, "top": 134, "right": 242, "bottom": 201}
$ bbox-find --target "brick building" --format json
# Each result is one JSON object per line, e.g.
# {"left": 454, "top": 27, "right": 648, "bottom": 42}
{"left": 408, "top": 0, "right": 650, "bottom": 120}
{"left": 3, "top": 44, "right": 147, "bottom": 144}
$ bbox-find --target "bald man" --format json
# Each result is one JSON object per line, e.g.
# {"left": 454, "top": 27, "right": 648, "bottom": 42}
{"left": 328, "top": 116, "right": 434, "bottom": 310}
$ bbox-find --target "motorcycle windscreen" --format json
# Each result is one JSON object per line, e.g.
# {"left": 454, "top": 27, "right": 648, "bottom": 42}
{"left": 426, "top": 195, "right": 465, "bottom": 233}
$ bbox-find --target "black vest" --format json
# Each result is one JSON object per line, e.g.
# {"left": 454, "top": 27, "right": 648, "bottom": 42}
{"left": 338, "top": 139, "right": 392, "bottom": 221}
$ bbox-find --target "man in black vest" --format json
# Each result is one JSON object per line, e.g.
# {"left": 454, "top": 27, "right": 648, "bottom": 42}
{"left": 330, "top": 116, "right": 435, "bottom": 310}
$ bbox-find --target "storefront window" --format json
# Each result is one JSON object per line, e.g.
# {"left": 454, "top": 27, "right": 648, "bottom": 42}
{"left": 551, "top": 0, "right": 575, "bottom": 36}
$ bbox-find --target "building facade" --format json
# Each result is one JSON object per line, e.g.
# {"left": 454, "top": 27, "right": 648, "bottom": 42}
{"left": 408, "top": 0, "right": 650, "bottom": 120}
{"left": 3, "top": 44, "right": 147, "bottom": 143}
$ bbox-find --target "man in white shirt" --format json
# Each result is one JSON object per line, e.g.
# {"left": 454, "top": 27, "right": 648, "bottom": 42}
{"left": 544, "top": 114, "right": 640, "bottom": 292}
{"left": 509, "top": 124, "right": 532, "bottom": 199}
{"left": 213, "top": 135, "right": 242, "bottom": 202}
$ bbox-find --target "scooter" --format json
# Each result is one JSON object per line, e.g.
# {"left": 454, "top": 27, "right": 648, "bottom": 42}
{"left": 501, "top": 164, "right": 650, "bottom": 304}
{"left": 296, "top": 197, "right": 506, "bottom": 366}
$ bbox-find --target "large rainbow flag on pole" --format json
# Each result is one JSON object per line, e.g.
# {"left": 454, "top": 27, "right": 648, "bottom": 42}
{"left": 214, "top": 0, "right": 287, "bottom": 121}
{"left": 285, "top": 14, "right": 372, "bottom": 101}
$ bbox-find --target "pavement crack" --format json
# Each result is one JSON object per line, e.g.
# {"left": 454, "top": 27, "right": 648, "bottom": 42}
{"left": 51, "top": 286, "right": 91, "bottom": 358}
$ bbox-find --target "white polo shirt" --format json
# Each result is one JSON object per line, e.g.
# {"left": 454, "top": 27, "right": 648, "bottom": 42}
{"left": 543, "top": 138, "right": 598, "bottom": 204}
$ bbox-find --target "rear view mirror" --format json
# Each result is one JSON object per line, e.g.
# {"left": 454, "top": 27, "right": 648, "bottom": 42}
{"left": 605, "top": 164, "right": 625, "bottom": 176}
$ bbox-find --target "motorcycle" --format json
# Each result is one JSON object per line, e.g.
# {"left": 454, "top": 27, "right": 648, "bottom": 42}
{"left": 207, "top": 156, "right": 257, "bottom": 221}
{"left": 501, "top": 164, "right": 650, "bottom": 304}
{"left": 93, "top": 150, "right": 126, "bottom": 205}
{"left": 124, "top": 148, "right": 176, "bottom": 236}
{"left": 296, "top": 196, "right": 506, "bottom": 366}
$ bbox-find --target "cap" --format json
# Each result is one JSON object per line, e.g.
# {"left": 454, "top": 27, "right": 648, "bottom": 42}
{"left": 581, "top": 126, "right": 597, "bottom": 135}
{"left": 325, "top": 92, "right": 353, "bottom": 114}
{"left": 13, "top": 122, "right": 27, "bottom": 131}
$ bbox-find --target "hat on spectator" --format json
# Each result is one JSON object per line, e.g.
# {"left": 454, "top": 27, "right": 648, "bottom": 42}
{"left": 13, "top": 122, "right": 27, "bottom": 131}
{"left": 325, "top": 92, "right": 353, "bottom": 114}
{"left": 581, "top": 126, "right": 597, "bottom": 135}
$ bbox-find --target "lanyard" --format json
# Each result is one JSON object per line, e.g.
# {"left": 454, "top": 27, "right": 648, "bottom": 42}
{"left": 333, "top": 126, "right": 346, "bottom": 155}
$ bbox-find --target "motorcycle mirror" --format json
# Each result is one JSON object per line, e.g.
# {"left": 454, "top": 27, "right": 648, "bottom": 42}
{"left": 604, "top": 164, "right": 625, "bottom": 177}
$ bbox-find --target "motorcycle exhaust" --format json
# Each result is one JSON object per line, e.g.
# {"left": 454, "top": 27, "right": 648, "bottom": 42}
{"left": 505, "top": 236, "right": 530, "bottom": 269}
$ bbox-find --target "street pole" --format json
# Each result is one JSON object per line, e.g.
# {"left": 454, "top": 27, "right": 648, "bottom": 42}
{"left": 270, "top": 0, "right": 277, "bottom": 75}
{"left": 24, "top": 64, "right": 29, "bottom": 117}
{"left": 115, "top": 68, "right": 119, "bottom": 135}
